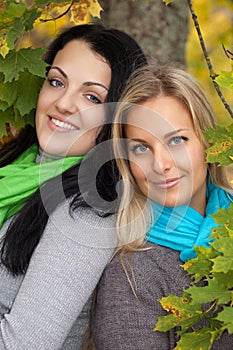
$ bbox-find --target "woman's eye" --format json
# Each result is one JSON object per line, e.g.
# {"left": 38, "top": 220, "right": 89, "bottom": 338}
{"left": 169, "top": 136, "right": 187, "bottom": 145}
{"left": 132, "top": 144, "right": 149, "bottom": 154}
{"left": 48, "top": 78, "right": 64, "bottom": 88}
{"left": 86, "top": 94, "right": 101, "bottom": 104}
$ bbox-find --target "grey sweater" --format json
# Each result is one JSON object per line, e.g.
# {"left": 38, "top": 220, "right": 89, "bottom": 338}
{"left": 0, "top": 201, "right": 116, "bottom": 349}
{"left": 92, "top": 242, "right": 233, "bottom": 349}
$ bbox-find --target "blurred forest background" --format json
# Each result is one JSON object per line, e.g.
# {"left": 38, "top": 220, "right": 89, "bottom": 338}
{"left": 0, "top": 0, "right": 232, "bottom": 142}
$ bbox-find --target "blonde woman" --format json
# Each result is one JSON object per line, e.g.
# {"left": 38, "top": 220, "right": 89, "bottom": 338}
{"left": 92, "top": 65, "right": 233, "bottom": 349}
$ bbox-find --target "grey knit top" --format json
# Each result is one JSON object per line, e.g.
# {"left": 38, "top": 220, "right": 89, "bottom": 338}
{"left": 92, "top": 242, "right": 233, "bottom": 350}
{"left": 0, "top": 201, "right": 116, "bottom": 349}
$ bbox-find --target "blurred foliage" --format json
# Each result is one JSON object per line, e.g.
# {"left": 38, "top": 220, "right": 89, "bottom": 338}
{"left": 186, "top": 0, "right": 233, "bottom": 125}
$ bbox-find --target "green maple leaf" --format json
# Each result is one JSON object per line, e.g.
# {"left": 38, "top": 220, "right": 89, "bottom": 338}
{"left": 22, "top": 8, "right": 40, "bottom": 31}
{"left": 0, "top": 100, "right": 9, "bottom": 112}
{"left": 0, "top": 48, "right": 46, "bottom": 82}
{"left": 205, "top": 124, "right": 233, "bottom": 166}
{"left": 0, "top": 1, "right": 26, "bottom": 31}
{"left": 183, "top": 246, "right": 217, "bottom": 282}
{"left": 155, "top": 294, "right": 202, "bottom": 332}
{"left": 6, "top": 18, "right": 23, "bottom": 50}
{"left": 215, "top": 64, "right": 233, "bottom": 93}
{"left": 188, "top": 278, "right": 231, "bottom": 305}
{"left": 0, "top": 70, "right": 43, "bottom": 116}
{"left": 212, "top": 237, "right": 233, "bottom": 258}
{"left": 216, "top": 306, "right": 233, "bottom": 334}
{"left": 0, "top": 79, "right": 17, "bottom": 110}
{"left": 211, "top": 255, "right": 233, "bottom": 274}
{"left": 211, "top": 204, "right": 233, "bottom": 227}
{"left": 0, "top": 106, "right": 34, "bottom": 138}
{"left": 175, "top": 328, "right": 212, "bottom": 350}
{"left": 213, "top": 271, "right": 233, "bottom": 289}
{"left": 210, "top": 225, "right": 230, "bottom": 241}
{"left": 16, "top": 70, "right": 44, "bottom": 116}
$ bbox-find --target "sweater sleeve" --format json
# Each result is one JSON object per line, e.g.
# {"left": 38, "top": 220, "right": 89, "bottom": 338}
{"left": 0, "top": 202, "right": 116, "bottom": 350}
{"left": 92, "top": 245, "right": 188, "bottom": 350}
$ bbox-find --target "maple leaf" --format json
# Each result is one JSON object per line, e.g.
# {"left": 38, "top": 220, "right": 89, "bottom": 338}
{"left": 0, "top": 78, "right": 17, "bottom": 110}
{"left": 183, "top": 246, "right": 217, "bottom": 283}
{"left": 70, "top": 0, "right": 103, "bottom": 24}
{"left": 211, "top": 204, "right": 233, "bottom": 227}
{"left": 16, "top": 70, "right": 44, "bottom": 116}
{"left": 215, "top": 63, "right": 233, "bottom": 93}
{"left": 0, "top": 1, "right": 26, "bottom": 31}
{"left": 6, "top": 18, "right": 23, "bottom": 50}
{"left": 175, "top": 328, "right": 212, "bottom": 350}
{"left": 211, "top": 255, "right": 233, "bottom": 274}
{"left": 0, "top": 47, "right": 46, "bottom": 82}
{"left": 205, "top": 124, "right": 233, "bottom": 166}
{"left": 0, "top": 35, "right": 10, "bottom": 58}
{"left": 216, "top": 306, "right": 233, "bottom": 334}
{"left": 188, "top": 278, "right": 232, "bottom": 305}
{"left": 0, "top": 69, "right": 44, "bottom": 116}
{"left": 155, "top": 294, "right": 202, "bottom": 332}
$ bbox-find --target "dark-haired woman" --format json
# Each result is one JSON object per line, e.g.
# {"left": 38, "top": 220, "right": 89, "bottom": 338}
{"left": 0, "top": 24, "right": 146, "bottom": 349}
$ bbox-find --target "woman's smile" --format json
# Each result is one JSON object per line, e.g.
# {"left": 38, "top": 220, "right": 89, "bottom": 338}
{"left": 150, "top": 176, "right": 183, "bottom": 189}
{"left": 48, "top": 116, "right": 80, "bottom": 132}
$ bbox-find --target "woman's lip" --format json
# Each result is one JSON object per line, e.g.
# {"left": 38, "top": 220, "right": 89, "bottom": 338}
{"left": 152, "top": 177, "right": 181, "bottom": 189}
{"left": 48, "top": 116, "right": 79, "bottom": 132}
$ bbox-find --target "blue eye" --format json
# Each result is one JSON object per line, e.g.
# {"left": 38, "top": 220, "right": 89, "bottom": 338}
{"left": 48, "top": 78, "right": 64, "bottom": 88}
{"left": 132, "top": 144, "right": 149, "bottom": 154}
{"left": 86, "top": 94, "right": 101, "bottom": 104}
{"left": 170, "top": 136, "right": 187, "bottom": 145}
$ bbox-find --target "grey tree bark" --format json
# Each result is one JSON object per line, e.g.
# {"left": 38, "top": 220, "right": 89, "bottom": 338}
{"left": 99, "top": 0, "right": 189, "bottom": 67}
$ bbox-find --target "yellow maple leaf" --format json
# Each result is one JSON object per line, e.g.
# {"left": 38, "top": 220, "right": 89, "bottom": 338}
{"left": 0, "top": 36, "right": 9, "bottom": 58}
{"left": 70, "top": 0, "right": 103, "bottom": 25}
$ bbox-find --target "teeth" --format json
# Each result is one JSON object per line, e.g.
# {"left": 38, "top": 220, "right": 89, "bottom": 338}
{"left": 51, "top": 118, "right": 77, "bottom": 130}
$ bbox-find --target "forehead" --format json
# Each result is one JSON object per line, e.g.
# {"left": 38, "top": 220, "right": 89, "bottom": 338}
{"left": 51, "top": 40, "right": 111, "bottom": 82}
{"left": 125, "top": 96, "right": 194, "bottom": 138}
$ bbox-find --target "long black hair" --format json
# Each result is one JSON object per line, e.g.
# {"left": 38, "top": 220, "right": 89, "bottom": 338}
{"left": 0, "top": 24, "right": 147, "bottom": 275}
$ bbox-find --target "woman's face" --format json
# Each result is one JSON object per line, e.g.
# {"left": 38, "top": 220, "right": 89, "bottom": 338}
{"left": 35, "top": 40, "right": 111, "bottom": 156}
{"left": 125, "top": 96, "right": 208, "bottom": 215}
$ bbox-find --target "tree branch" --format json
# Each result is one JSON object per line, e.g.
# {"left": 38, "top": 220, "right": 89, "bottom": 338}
{"left": 187, "top": 0, "right": 233, "bottom": 119}
{"left": 39, "top": 1, "right": 74, "bottom": 23}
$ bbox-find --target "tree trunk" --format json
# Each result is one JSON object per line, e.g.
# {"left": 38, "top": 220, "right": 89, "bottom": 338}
{"left": 99, "top": 0, "right": 189, "bottom": 67}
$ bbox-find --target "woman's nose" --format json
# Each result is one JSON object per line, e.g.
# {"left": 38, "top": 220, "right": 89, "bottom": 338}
{"left": 152, "top": 144, "right": 174, "bottom": 174}
{"left": 55, "top": 90, "right": 79, "bottom": 115}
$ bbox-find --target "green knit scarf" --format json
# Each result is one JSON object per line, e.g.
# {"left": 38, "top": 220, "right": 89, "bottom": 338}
{"left": 0, "top": 144, "right": 84, "bottom": 229}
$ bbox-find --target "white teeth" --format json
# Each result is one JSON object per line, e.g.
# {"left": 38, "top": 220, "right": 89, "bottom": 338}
{"left": 51, "top": 118, "right": 77, "bottom": 130}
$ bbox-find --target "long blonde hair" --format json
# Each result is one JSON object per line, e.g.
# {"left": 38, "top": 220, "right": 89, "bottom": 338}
{"left": 113, "top": 64, "right": 232, "bottom": 254}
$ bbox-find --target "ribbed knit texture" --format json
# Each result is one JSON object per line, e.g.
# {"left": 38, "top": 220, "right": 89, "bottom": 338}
{"left": 0, "top": 201, "right": 116, "bottom": 349}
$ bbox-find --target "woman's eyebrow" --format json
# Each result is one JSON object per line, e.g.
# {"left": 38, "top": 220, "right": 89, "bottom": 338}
{"left": 127, "top": 138, "right": 147, "bottom": 143}
{"left": 165, "top": 128, "right": 189, "bottom": 138}
{"left": 84, "top": 81, "right": 109, "bottom": 91}
{"left": 49, "top": 66, "right": 67, "bottom": 79}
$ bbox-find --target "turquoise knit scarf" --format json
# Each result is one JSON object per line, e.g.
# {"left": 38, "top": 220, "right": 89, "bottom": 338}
{"left": 0, "top": 144, "right": 84, "bottom": 229}
{"left": 147, "top": 181, "right": 233, "bottom": 262}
